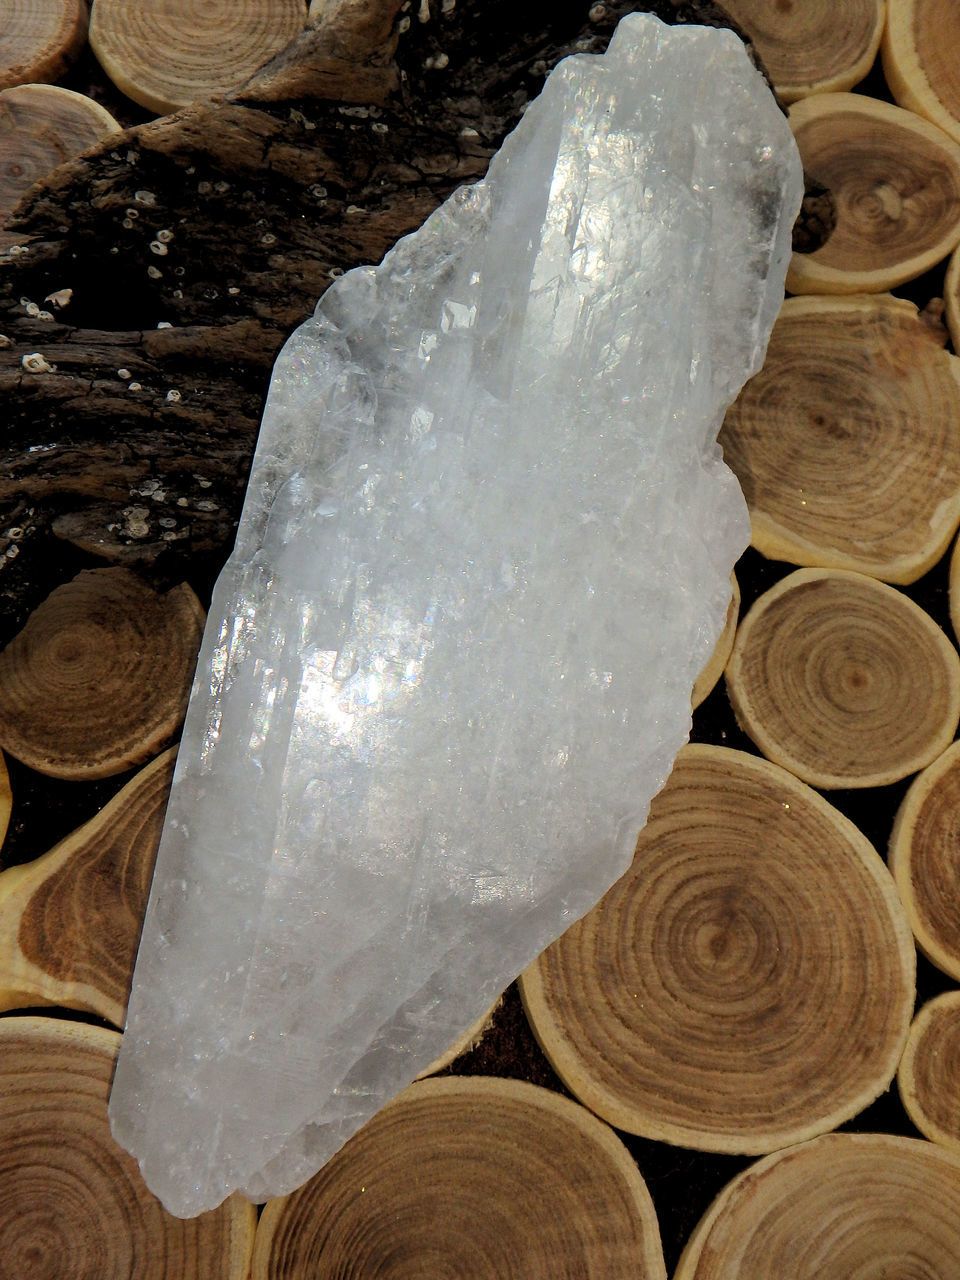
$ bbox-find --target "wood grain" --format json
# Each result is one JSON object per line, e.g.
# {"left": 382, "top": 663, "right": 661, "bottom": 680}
{"left": 720, "top": 295, "right": 960, "bottom": 585}
{"left": 787, "top": 94, "right": 960, "bottom": 294}
{"left": 1, "top": 84, "right": 120, "bottom": 249}
{"left": 898, "top": 991, "right": 960, "bottom": 1152}
{"left": 251, "top": 1076, "right": 666, "bottom": 1279}
{"left": 90, "top": 0, "right": 309, "bottom": 114}
{"left": 0, "top": 1016, "right": 255, "bottom": 1278}
{"left": 0, "top": 568, "right": 203, "bottom": 778}
{"left": 0, "top": 749, "right": 174, "bottom": 1025}
{"left": 889, "top": 739, "right": 960, "bottom": 981}
{"left": 675, "top": 1133, "right": 960, "bottom": 1279}
{"left": 520, "top": 745, "right": 915, "bottom": 1155}
{"left": 884, "top": 0, "right": 960, "bottom": 145}
{"left": 720, "top": 0, "right": 883, "bottom": 102}
{"left": 0, "top": 0, "right": 89, "bottom": 90}
{"left": 726, "top": 568, "right": 960, "bottom": 790}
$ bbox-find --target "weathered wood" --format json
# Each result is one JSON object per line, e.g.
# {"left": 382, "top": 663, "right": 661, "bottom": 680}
{"left": 0, "top": 1, "right": 782, "bottom": 640}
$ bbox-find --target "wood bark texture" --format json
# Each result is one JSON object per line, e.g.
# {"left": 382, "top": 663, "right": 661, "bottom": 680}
{"left": 720, "top": 296, "right": 960, "bottom": 585}
{"left": 0, "top": 1016, "right": 256, "bottom": 1279}
{"left": 0, "top": 84, "right": 120, "bottom": 249}
{"left": 726, "top": 568, "right": 960, "bottom": 790}
{"left": 250, "top": 1076, "right": 667, "bottom": 1280}
{"left": 0, "top": 0, "right": 791, "bottom": 642}
{"left": 520, "top": 744, "right": 915, "bottom": 1154}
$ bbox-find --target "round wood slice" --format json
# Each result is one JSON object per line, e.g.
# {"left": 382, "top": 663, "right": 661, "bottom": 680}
{"left": 692, "top": 573, "right": 739, "bottom": 710}
{"left": 416, "top": 998, "right": 500, "bottom": 1079}
{"left": 0, "top": 568, "right": 204, "bottom": 779}
{"left": 675, "top": 1133, "right": 960, "bottom": 1279}
{"left": 727, "top": 568, "right": 960, "bottom": 790}
{"left": 898, "top": 991, "right": 960, "bottom": 1151}
{"left": 787, "top": 94, "right": 960, "bottom": 294}
{"left": 0, "top": 0, "right": 88, "bottom": 90}
{"left": 1, "top": 83, "right": 120, "bottom": 249}
{"left": 719, "top": 0, "right": 883, "bottom": 103}
{"left": 883, "top": 0, "right": 960, "bottom": 146}
{"left": 0, "top": 748, "right": 174, "bottom": 1026}
{"left": 251, "top": 1076, "right": 666, "bottom": 1279}
{"left": 0, "top": 1016, "right": 255, "bottom": 1278}
{"left": 719, "top": 295, "right": 960, "bottom": 585}
{"left": 889, "top": 739, "right": 960, "bottom": 981}
{"left": 89, "top": 0, "right": 308, "bottom": 115}
{"left": 520, "top": 744, "right": 915, "bottom": 1155}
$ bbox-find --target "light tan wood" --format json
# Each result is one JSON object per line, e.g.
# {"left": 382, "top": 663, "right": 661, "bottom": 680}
{"left": 720, "top": 0, "right": 883, "bottom": 103}
{"left": 0, "top": 748, "right": 174, "bottom": 1025}
{"left": 0, "top": 752, "right": 9, "bottom": 850}
{"left": 889, "top": 740, "right": 960, "bottom": 981}
{"left": 416, "top": 997, "right": 500, "bottom": 1078}
{"left": 720, "top": 295, "right": 960, "bottom": 585}
{"left": 898, "top": 992, "right": 960, "bottom": 1152}
{"left": 0, "top": 1016, "right": 256, "bottom": 1277}
{"left": 0, "top": 84, "right": 120, "bottom": 249}
{"left": 883, "top": 0, "right": 960, "bottom": 146}
{"left": 0, "top": 0, "right": 88, "bottom": 90}
{"left": 787, "top": 94, "right": 960, "bottom": 294}
{"left": 89, "top": 0, "right": 308, "bottom": 115}
{"left": 692, "top": 573, "right": 739, "bottom": 710}
{"left": 520, "top": 745, "right": 915, "bottom": 1155}
{"left": 0, "top": 568, "right": 204, "bottom": 779}
{"left": 251, "top": 1076, "right": 666, "bottom": 1279}
{"left": 901, "top": 988, "right": 960, "bottom": 1152}
{"left": 726, "top": 568, "right": 960, "bottom": 790}
{"left": 675, "top": 1133, "right": 960, "bottom": 1279}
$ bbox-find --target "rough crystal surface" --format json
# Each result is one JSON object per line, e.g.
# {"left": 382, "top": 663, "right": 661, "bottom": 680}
{"left": 110, "top": 14, "right": 802, "bottom": 1217}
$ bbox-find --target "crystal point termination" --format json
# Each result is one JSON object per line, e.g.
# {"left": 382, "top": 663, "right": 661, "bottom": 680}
{"left": 110, "top": 14, "right": 802, "bottom": 1217}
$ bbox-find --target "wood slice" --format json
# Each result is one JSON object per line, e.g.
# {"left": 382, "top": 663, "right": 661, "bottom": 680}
{"left": 89, "top": 0, "right": 308, "bottom": 115}
{"left": 1, "top": 83, "right": 120, "bottom": 249}
{"left": 251, "top": 1076, "right": 666, "bottom": 1279}
{"left": 675, "top": 1133, "right": 960, "bottom": 1279}
{"left": 519, "top": 744, "right": 915, "bottom": 1155}
{"left": 786, "top": 94, "right": 960, "bottom": 295}
{"left": 883, "top": 0, "right": 960, "bottom": 146}
{"left": 719, "top": 295, "right": 960, "bottom": 585}
{"left": 889, "top": 740, "right": 960, "bottom": 981}
{"left": 0, "top": 748, "right": 173, "bottom": 1025}
{"left": 692, "top": 573, "right": 739, "bottom": 710}
{"left": 719, "top": 0, "right": 883, "bottom": 103}
{"left": 898, "top": 991, "right": 960, "bottom": 1152}
{"left": 726, "top": 568, "right": 960, "bottom": 790}
{"left": 0, "top": 1016, "right": 255, "bottom": 1277}
{"left": 0, "top": 568, "right": 204, "bottom": 779}
{"left": 0, "top": 0, "right": 88, "bottom": 90}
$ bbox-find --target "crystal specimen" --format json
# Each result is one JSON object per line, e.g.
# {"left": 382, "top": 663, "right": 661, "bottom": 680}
{"left": 110, "top": 13, "right": 802, "bottom": 1216}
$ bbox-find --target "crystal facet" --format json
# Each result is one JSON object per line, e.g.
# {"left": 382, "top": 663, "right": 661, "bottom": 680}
{"left": 110, "top": 14, "right": 802, "bottom": 1216}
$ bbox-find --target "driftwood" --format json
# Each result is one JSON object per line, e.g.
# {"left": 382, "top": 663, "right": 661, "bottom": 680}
{"left": 0, "top": 1, "right": 826, "bottom": 640}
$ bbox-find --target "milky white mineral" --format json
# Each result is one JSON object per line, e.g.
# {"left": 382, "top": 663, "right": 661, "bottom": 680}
{"left": 109, "top": 13, "right": 802, "bottom": 1216}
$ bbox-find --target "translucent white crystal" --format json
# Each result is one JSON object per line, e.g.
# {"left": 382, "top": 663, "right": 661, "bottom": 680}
{"left": 110, "top": 13, "right": 801, "bottom": 1216}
